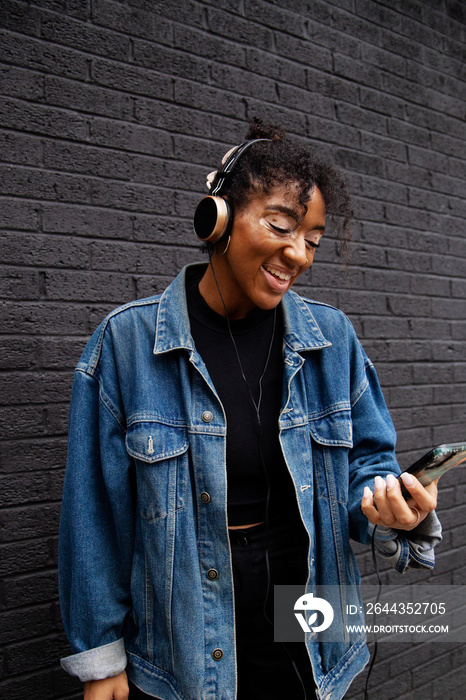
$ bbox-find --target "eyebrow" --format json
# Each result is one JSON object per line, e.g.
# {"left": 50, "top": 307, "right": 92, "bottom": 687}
{"left": 264, "top": 204, "right": 301, "bottom": 222}
{"left": 264, "top": 205, "right": 326, "bottom": 231}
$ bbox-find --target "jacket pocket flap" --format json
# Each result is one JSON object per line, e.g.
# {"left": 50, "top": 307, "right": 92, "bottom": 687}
{"left": 126, "top": 421, "right": 189, "bottom": 463}
{"left": 309, "top": 411, "right": 353, "bottom": 447}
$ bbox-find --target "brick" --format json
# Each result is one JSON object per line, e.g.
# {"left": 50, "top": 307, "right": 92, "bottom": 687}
{"left": 0, "top": 232, "right": 89, "bottom": 269}
{"left": 0, "top": 268, "right": 40, "bottom": 300}
{"left": 1, "top": 438, "right": 67, "bottom": 474}
{"left": 244, "top": 0, "right": 306, "bottom": 37}
{"left": 0, "top": 30, "right": 88, "bottom": 79}
{"left": 0, "top": 371, "right": 72, "bottom": 406}
{"left": 131, "top": 0, "right": 205, "bottom": 29}
{"left": 0, "top": 337, "right": 39, "bottom": 370}
{"left": 0, "top": 96, "right": 87, "bottom": 141}
{"left": 0, "top": 505, "right": 61, "bottom": 545}
{"left": 29, "top": 0, "right": 90, "bottom": 20}
{"left": 0, "top": 540, "right": 56, "bottom": 577}
{"left": 91, "top": 240, "right": 176, "bottom": 275}
{"left": 42, "top": 203, "right": 133, "bottom": 238}
{"left": 0, "top": 198, "right": 39, "bottom": 230}
{"left": 43, "top": 140, "right": 131, "bottom": 180}
{"left": 133, "top": 39, "right": 209, "bottom": 83}
{"left": 334, "top": 54, "right": 384, "bottom": 90}
{"left": 0, "top": 130, "right": 42, "bottom": 167}
{"left": 44, "top": 75, "right": 134, "bottom": 120}
{"left": 0, "top": 671, "right": 54, "bottom": 700}
{"left": 0, "top": 63, "right": 44, "bottom": 101}
{"left": 0, "top": 0, "right": 41, "bottom": 36}
{"left": 405, "top": 103, "right": 466, "bottom": 141}
{"left": 174, "top": 25, "right": 246, "bottom": 69}
{"left": 7, "top": 634, "right": 70, "bottom": 674}
{"left": 42, "top": 270, "right": 134, "bottom": 302}
{"left": 274, "top": 33, "right": 332, "bottom": 72}
{"left": 92, "top": 57, "right": 174, "bottom": 100}
{"left": 0, "top": 603, "right": 57, "bottom": 644}
{"left": 90, "top": 179, "right": 169, "bottom": 213}
{"left": 245, "top": 48, "right": 307, "bottom": 88}
{"left": 40, "top": 10, "right": 132, "bottom": 61}
{"left": 92, "top": 0, "right": 174, "bottom": 47}
{"left": 134, "top": 99, "right": 209, "bottom": 137}
{"left": 306, "top": 115, "right": 360, "bottom": 149}
{"left": 0, "top": 164, "right": 89, "bottom": 204}
{"left": 206, "top": 7, "right": 274, "bottom": 51}
{"left": 335, "top": 149, "right": 384, "bottom": 178}
{"left": 330, "top": 7, "right": 381, "bottom": 44}
{"left": 174, "top": 77, "right": 248, "bottom": 120}
{"left": 0, "top": 301, "right": 89, "bottom": 335}
{"left": 88, "top": 117, "right": 172, "bottom": 156}
{"left": 361, "top": 132, "right": 407, "bottom": 163}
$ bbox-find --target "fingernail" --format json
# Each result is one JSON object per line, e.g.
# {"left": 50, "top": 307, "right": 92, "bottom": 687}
{"left": 363, "top": 486, "right": 373, "bottom": 500}
{"left": 401, "top": 472, "right": 414, "bottom": 486}
{"left": 386, "top": 474, "right": 396, "bottom": 489}
{"left": 374, "top": 476, "right": 385, "bottom": 491}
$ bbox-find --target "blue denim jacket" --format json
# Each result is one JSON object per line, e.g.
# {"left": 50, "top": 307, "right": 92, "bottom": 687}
{"left": 59, "top": 263, "right": 441, "bottom": 700}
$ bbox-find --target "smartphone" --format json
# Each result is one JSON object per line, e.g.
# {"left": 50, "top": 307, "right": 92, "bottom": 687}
{"left": 398, "top": 442, "right": 466, "bottom": 499}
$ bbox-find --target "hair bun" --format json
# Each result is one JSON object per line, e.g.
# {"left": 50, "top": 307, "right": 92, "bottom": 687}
{"left": 246, "top": 116, "right": 285, "bottom": 142}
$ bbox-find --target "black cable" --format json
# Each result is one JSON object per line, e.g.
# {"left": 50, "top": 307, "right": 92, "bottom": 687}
{"left": 364, "top": 525, "right": 382, "bottom": 700}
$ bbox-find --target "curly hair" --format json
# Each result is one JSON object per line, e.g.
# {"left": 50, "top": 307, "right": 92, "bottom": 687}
{"left": 216, "top": 117, "right": 353, "bottom": 252}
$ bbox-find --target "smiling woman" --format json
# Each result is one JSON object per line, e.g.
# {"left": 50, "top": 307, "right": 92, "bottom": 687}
{"left": 59, "top": 118, "right": 442, "bottom": 700}
{"left": 199, "top": 185, "right": 326, "bottom": 318}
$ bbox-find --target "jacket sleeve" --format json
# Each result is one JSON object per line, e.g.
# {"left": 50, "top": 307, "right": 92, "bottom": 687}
{"left": 347, "top": 346, "right": 442, "bottom": 573}
{"left": 59, "top": 363, "right": 134, "bottom": 681}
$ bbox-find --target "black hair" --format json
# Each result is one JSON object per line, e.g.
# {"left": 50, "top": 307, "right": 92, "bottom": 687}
{"left": 216, "top": 117, "right": 353, "bottom": 255}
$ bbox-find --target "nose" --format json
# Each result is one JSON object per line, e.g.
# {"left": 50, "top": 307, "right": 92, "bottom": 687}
{"left": 283, "top": 234, "right": 308, "bottom": 268}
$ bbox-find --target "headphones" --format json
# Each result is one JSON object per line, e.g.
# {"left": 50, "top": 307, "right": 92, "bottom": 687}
{"left": 193, "top": 138, "right": 271, "bottom": 244}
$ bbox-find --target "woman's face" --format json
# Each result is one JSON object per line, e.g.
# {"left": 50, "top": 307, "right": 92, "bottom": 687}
{"left": 210, "top": 183, "right": 326, "bottom": 318}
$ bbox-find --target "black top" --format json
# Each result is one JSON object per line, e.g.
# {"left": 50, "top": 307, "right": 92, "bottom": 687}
{"left": 186, "top": 270, "right": 300, "bottom": 526}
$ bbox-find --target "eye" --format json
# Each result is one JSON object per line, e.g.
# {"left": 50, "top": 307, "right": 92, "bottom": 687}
{"left": 306, "top": 240, "right": 320, "bottom": 249}
{"left": 268, "top": 222, "right": 293, "bottom": 234}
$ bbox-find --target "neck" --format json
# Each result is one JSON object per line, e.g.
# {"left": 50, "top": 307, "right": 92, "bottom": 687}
{"left": 198, "top": 257, "right": 256, "bottom": 320}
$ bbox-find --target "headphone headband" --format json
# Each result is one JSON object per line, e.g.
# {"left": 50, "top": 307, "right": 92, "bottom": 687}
{"left": 210, "top": 138, "right": 272, "bottom": 196}
{"left": 193, "top": 137, "right": 272, "bottom": 243}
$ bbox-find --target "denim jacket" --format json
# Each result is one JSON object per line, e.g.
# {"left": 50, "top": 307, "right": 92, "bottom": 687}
{"left": 59, "top": 263, "right": 441, "bottom": 700}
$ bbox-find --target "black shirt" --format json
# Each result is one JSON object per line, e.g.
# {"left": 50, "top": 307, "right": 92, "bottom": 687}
{"left": 186, "top": 272, "right": 300, "bottom": 526}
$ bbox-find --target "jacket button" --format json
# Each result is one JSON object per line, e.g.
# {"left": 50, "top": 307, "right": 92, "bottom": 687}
{"left": 200, "top": 492, "right": 211, "bottom": 503}
{"left": 202, "top": 410, "right": 213, "bottom": 423}
{"left": 207, "top": 568, "right": 218, "bottom": 580}
{"left": 212, "top": 648, "right": 223, "bottom": 661}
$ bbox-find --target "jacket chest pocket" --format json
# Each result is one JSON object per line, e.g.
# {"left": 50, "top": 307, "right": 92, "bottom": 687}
{"left": 309, "top": 410, "right": 353, "bottom": 504}
{"left": 126, "top": 421, "right": 189, "bottom": 522}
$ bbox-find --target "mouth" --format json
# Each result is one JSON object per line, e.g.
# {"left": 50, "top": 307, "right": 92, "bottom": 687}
{"left": 262, "top": 264, "right": 294, "bottom": 291}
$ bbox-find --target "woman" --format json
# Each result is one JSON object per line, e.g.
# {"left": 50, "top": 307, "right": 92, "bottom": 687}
{"left": 59, "top": 119, "right": 441, "bottom": 700}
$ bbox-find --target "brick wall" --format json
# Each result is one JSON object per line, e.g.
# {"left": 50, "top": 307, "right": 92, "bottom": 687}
{"left": 0, "top": 1, "right": 465, "bottom": 698}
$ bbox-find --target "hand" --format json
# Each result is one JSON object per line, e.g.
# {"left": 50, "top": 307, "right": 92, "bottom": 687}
{"left": 84, "top": 670, "right": 129, "bottom": 700}
{"left": 361, "top": 472, "right": 438, "bottom": 531}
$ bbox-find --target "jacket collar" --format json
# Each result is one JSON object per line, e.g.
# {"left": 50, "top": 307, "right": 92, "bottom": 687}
{"left": 153, "top": 263, "right": 331, "bottom": 355}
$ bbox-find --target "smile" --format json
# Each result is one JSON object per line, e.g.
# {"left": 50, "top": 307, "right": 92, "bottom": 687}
{"left": 262, "top": 265, "right": 292, "bottom": 282}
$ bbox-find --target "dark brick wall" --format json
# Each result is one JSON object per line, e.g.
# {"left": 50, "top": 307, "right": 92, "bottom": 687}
{"left": 0, "top": 1, "right": 465, "bottom": 698}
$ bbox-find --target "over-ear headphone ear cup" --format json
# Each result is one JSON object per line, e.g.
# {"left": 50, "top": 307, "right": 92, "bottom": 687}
{"left": 193, "top": 196, "right": 231, "bottom": 243}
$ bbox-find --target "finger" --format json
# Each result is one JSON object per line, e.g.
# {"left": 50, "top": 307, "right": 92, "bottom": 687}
{"left": 372, "top": 475, "right": 397, "bottom": 526}
{"left": 400, "top": 472, "right": 438, "bottom": 512}
{"left": 385, "top": 473, "right": 424, "bottom": 528}
{"left": 360, "top": 486, "right": 383, "bottom": 525}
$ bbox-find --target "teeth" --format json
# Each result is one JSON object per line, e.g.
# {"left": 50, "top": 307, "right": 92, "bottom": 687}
{"left": 264, "top": 266, "right": 291, "bottom": 281}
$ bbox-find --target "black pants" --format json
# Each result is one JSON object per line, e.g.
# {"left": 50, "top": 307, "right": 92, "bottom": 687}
{"left": 230, "top": 518, "right": 316, "bottom": 700}
{"left": 129, "top": 519, "right": 316, "bottom": 700}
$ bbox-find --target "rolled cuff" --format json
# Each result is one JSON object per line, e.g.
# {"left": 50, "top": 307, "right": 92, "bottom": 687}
{"left": 60, "top": 638, "right": 127, "bottom": 682}
{"left": 372, "top": 510, "right": 443, "bottom": 574}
